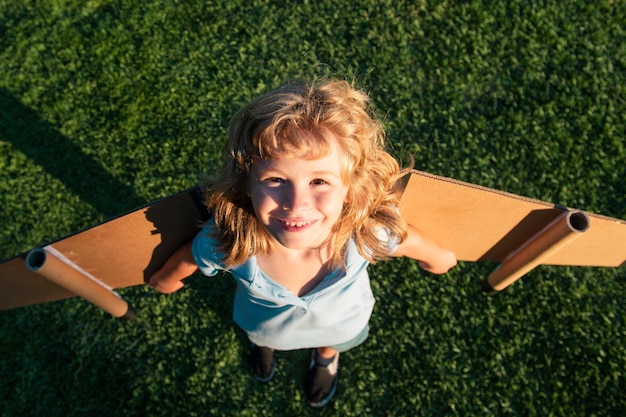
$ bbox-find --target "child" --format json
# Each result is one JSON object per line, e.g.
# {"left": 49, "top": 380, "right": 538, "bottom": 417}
{"left": 149, "top": 78, "right": 457, "bottom": 408}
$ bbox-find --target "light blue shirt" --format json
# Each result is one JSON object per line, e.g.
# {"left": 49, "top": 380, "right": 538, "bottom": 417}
{"left": 192, "top": 220, "right": 396, "bottom": 351}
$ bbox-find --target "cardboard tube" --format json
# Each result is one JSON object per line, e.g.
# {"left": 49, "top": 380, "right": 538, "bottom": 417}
{"left": 484, "top": 211, "right": 590, "bottom": 294}
{"left": 25, "top": 247, "right": 135, "bottom": 319}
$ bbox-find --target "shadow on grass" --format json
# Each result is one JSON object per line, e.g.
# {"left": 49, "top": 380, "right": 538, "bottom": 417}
{"left": 0, "top": 88, "right": 145, "bottom": 218}
{"left": 0, "top": 271, "right": 255, "bottom": 416}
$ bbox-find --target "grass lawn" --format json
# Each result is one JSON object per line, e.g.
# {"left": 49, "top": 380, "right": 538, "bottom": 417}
{"left": 1, "top": 0, "right": 624, "bottom": 415}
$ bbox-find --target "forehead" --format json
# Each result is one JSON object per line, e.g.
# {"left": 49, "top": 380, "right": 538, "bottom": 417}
{"left": 254, "top": 125, "right": 340, "bottom": 158}
{"left": 251, "top": 136, "right": 345, "bottom": 177}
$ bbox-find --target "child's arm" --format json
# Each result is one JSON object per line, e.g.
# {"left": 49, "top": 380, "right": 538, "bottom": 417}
{"left": 393, "top": 225, "right": 457, "bottom": 274}
{"left": 149, "top": 240, "right": 198, "bottom": 293}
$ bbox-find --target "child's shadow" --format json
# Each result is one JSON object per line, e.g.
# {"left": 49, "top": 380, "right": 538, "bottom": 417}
{"left": 0, "top": 88, "right": 144, "bottom": 219}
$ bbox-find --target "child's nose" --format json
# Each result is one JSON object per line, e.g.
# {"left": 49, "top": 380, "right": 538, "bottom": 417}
{"left": 282, "top": 185, "right": 311, "bottom": 212}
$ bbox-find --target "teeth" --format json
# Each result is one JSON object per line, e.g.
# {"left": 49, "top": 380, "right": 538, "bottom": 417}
{"left": 283, "top": 220, "right": 311, "bottom": 227}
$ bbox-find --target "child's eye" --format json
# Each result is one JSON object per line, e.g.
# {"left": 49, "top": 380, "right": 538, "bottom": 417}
{"left": 311, "top": 179, "right": 328, "bottom": 185}
{"left": 263, "top": 177, "right": 285, "bottom": 185}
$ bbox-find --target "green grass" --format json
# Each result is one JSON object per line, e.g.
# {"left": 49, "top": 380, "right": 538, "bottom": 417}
{"left": 1, "top": 0, "right": 624, "bottom": 415}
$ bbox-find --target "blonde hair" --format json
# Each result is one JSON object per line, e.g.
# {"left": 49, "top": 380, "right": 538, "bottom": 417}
{"left": 206, "top": 78, "right": 408, "bottom": 268}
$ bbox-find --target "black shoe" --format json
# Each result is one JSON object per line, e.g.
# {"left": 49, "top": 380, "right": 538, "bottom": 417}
{"left": 305, "top": 351, "right": 339, "bottom": 408}
{"left": 249, "top": 344, "right": 276, "bottom": 382}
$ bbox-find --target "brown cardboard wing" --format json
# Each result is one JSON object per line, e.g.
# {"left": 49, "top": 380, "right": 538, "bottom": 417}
{"left": 398, "top": 170, "right": 626, "bottom": 292}
{"left": 1, "top": 170, "right": 624, "bottom": 315}
{"left": 0, "top": 188, "right": 209, "bottom": 313}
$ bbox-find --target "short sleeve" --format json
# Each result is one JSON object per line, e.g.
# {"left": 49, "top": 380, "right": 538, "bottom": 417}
{"left": 191, "top": 220, "right": 225, "bottom": 277}
{"left": 377, "top": 226, "right": 400, "bottom": 255}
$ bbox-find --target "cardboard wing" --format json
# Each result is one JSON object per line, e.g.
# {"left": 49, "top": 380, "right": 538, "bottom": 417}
{"left": 398, "top": 170, "right": 626, "bottom": 293}
{"left": 0, "top": 171, "right": 624, "bottom": 318}
{"left": 0, "top": 188, "right": 209, "bottom": 318}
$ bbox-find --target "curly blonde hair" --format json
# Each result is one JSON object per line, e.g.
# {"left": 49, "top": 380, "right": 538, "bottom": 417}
{"left": 206, "top": 78, "right": 408, "bottom": 268}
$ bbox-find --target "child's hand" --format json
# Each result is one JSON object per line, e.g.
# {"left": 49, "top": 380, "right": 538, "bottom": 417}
{"left": 147, "top": 240, "right": 197, "bottom": 294}
{"left": 394, "top": 225, "right": 457, "bottom": 274}
{"left": 418, "top": 248, "right": 457, "bottom": 275}
{"left": 149, "top": 273, "right": 185, "bottom": 294}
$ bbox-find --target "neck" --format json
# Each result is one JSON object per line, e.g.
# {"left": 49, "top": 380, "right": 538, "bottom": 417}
{"left": 271, "top": 243, "right": 332, "bottom": 264}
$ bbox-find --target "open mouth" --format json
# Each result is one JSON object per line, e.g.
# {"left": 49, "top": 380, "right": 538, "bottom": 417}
{"left": 281, "top": 220, "right": 311, "bottom": 227}
{"left": 275, "top": 218, "right": 318, "bottom": 230}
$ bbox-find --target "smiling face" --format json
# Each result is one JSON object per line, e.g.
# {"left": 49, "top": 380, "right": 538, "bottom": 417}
{"left": 248, "top": 132, "right": 349, "bottom": 251}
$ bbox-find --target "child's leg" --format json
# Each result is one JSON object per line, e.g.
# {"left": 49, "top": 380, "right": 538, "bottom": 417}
{"left": 305, "top": 326, "right": 370, "bottom": 407}
{"left": 315, "top": 347, "right": 338, "bottom": 360}
{"left": 249, "top": 344, "right": 276, "bottom": 382}
{"left": 305, "top": 346, "right": 340, "bottom": 408}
